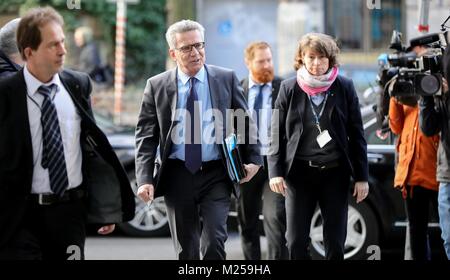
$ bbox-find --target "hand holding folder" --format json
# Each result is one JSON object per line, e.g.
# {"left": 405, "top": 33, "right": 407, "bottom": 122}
{"left": 222, "top": 133, "right": 247, "bottom": 183}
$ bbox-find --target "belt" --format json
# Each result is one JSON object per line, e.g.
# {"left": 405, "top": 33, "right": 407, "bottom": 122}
{"left": 168, "top": 159, "right": 222, "bottom": 171}
{"left": 28, "top": 188, "right": 85, "bottom": 206}
{"left": 299, "top": 159, "right": 340, "bottom": 171}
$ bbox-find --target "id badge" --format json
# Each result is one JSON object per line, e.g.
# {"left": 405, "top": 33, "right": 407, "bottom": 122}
{"left": 317, "top": 130, "right": 332, "bottom": 148}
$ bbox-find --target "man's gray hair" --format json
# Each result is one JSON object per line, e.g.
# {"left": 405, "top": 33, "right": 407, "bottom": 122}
{"left": 165, "top": 19, "right": 205, "bottom": 50}
{"left": 0, "top": 18, "right": 20, "bottom": 56}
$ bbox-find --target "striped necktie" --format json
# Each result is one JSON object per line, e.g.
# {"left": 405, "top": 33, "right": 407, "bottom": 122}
{"left": 38, "top": 84, "right": 69, "bottom": 197}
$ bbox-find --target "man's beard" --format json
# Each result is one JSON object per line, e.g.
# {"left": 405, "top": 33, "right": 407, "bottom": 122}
{"left": 252, "top": 68, "right": 274, "bottom": 84}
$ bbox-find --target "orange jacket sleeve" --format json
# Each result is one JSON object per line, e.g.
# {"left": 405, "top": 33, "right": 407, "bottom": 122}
{"left": 389, "top": 97, "right": 404, "bottom": 135}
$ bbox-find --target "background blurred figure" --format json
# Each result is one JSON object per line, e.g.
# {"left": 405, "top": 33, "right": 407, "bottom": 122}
{"left": 73, "top": 26, "right": 110, "bottom": 84}
{"left": 0, "top": 18, "right": 23, "bottom": 78}
{"left": 268, "top": 33, "right": 369, "bottom": 260}
{"left": 238, "top": 41, "right": 288, "bottom": 260}
{"left": 389, "top": 93, "right": 440, "bottom": 260}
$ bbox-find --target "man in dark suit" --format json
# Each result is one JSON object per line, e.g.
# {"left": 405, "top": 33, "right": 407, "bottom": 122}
{"left": 238, "top": 41, "right": 288, "bottom": 260}
{"left": 135, "top": 19, "right": 262, "bottom": 260}
{"left": 0, "top": 7, "right": 135, "bottom": 260}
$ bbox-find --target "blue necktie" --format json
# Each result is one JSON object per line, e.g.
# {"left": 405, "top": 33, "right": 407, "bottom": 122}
{"left": 38, "top": 84, "right": 69, "bottom": 197}
{"left": 253, "top": 84, "right": 265, "bottom": 130}
{"left": 185, "top": 77, "right": 202, "bottom": 174}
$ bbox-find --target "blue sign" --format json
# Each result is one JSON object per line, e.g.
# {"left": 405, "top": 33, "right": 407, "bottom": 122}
{"left": 218, "top": 20, "right": 232, "bottom": 36}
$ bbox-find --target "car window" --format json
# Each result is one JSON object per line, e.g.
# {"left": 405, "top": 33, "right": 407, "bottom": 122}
{"left": 93, "top": 112, "right": 134, "bottom": 134}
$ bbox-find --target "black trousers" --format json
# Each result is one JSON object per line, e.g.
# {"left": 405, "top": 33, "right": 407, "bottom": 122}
{"left": 163, "top": 159, "right": 231, "bottom": 260}
{"left": 286, "top": 160, "right": 350, "bottom": 260}
{"left": 237, "top": 167, "right": 288, "bottom": 260}
{"left": 0, "top": 196, "right": 87, "bottom": 260}
{"left": 405, "top": 185, "right": 439, "bottom": 260}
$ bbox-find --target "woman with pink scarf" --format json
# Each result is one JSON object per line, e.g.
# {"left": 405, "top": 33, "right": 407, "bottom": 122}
{"left": 268, "top": 33, "right": 369, "bottom": 260}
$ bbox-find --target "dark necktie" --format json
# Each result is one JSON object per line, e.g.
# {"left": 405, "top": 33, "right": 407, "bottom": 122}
{"left": 38, "top": 84, "right": 69, "bottom": 197}
{"left": 185, "top": 77, "right": 202, "bottom": 174}
{"left": 253, "top": 84, "right": 265, "bottom": 130}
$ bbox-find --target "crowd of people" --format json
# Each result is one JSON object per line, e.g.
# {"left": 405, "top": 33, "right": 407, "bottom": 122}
{"left": 0, "top": 6, "right": 448, "bottom": 260}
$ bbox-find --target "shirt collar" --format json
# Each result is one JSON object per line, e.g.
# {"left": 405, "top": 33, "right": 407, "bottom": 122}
{"left": 24, "top": 64, "right": 61, "bottom": 96}
{"left": 248, "top": 75, "right": 272, "bottom": 89}
{"left": 177, "top": 66, "right": 206, "bottom": 86}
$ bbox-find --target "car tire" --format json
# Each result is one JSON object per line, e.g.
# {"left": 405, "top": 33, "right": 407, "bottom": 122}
{"left": 309, "top": 199, "right": 379, "bottom": 260}
{"left": 118, "top": 170, "right": 170, "bottom": 237}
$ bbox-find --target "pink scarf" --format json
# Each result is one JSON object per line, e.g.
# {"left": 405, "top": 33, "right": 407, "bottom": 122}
{"left": 296, "top": 66, "right": 339, "bottom": 96}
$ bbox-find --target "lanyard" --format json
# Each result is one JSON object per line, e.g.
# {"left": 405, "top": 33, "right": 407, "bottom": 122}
{"left": 307, "top": 92, "right": 329, "bottom": 133}
{"left": 27, "top": 85, "right": 57, "bottom": 110}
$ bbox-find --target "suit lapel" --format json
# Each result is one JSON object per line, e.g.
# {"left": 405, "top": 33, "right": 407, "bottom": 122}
{"left": 58, "top": 71, "right": 92, "bottom": 124}
{"left": 161, "top": 69, "right": 179, "bottom": 161}
{"left": 271, "top": 78, "right": 281, "bottom": 108}
{"left": 294, "top": 81, "right": 307, "bottom": 117}
{"left": 205, "top": 65, "right": 230, "bottom": 146}
{"left": 205, "top": 65, "right": 224, "bottom": 112}
{"left": 16, "top": 70, "right": 34, "bottom": 169}
{"left": 166, "top": 69, "right": 178, "bottom": 121}
{"left": 326, "top": 79, "right": 339, "bottom": 117}
{"left": 241, "top": 78, "right": 249, "bottom": 102}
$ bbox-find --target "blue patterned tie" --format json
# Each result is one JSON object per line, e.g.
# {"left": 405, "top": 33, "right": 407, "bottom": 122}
{"left": 185, "top": 77, "right": 202, "bottom": 174}
{"left": 38, "top": 84, "right": 69, "bottom": 197}
{"left": 253, "top": 84, "right": 265, "bottom": 130}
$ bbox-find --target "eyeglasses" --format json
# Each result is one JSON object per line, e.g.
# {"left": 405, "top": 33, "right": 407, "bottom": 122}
{"left": 175, "top": 42, "right": 205, "bottom": 53}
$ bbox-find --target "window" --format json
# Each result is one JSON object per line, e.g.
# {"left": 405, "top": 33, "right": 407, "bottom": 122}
{"left": 325, "top": 0, "right": 403, "bottom": 51}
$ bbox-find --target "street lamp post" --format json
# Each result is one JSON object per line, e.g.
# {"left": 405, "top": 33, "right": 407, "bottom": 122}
{"left": 107, "top": 0, "right": 139, "bottom": 124}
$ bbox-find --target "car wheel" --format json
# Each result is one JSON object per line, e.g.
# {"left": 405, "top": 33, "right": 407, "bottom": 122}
{"left": 309, "top": 200, "right": 379, "bottom": 260}
{"left": 118, "top": 170, "right": 170, "bottom": 237}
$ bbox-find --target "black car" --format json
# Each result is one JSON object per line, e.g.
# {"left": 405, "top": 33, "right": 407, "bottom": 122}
{"left": 96, "top": 108, "right": 444, "bottom": 259}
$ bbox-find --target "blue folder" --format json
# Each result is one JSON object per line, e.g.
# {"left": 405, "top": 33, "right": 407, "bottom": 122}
{"left": 222, "top": 133, "right": 246, "bottom": 183}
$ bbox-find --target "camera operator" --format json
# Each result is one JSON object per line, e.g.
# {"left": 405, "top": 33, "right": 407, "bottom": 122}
{"left": 389, "top": 44, "right": 440, "bottom": 261}
{"left": 419, "top": 44, "right": 450, "bottom": 260}
{"left": 375, "top": 54, "right": 392, "bottom": 134}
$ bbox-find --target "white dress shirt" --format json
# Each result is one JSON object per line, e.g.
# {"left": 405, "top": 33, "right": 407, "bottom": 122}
{"left": 24, "top": 65, "right": 83, "bottom": 194}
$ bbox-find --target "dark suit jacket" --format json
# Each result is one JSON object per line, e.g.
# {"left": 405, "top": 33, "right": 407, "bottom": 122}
{"left": 0, "top": 68, "right": 135, "bottom": 249}
{"left": 240, "top": 76, "right": 282, "bottom": 169}
{"left": 0, "top": 50, "right": 21, "bottom": 79}
{"left": 135, "top": 64, "right": 263, "bottom": 198}
{"left": 240, "top": 76, "right": 282, "bottom": 108}
{"left": 268, "top": 75, "right": 368, "bottom": 182}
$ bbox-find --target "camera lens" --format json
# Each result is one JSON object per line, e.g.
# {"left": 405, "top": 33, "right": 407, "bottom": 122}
{"left": 419, "top": 75, "right": 440, "bottom": 95}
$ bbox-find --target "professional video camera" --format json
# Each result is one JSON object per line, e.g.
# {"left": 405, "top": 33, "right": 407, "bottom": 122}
{"left": 384, "top": 30, "right": 448, "bottom": 97}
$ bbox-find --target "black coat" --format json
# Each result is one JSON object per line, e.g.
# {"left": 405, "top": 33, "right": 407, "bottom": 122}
{"left": 0, "top": 68, "right": 135, "bottom": 249}
{"left": 0, "top": 50, "right": 21, "bottom": 79}
{"left": 268, "top": 75, "right": 368, "bottom": 182}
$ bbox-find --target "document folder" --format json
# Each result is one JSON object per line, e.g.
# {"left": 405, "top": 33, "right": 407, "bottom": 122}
{"left": 222, "top": 133, "right": 247, "bottom": 183}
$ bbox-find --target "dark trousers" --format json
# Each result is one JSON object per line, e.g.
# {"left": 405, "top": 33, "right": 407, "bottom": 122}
{"left": 163, "top": 159, "right": 231, "bottom": 260}
{"left": 286, "top": 160, "right": 350, "bottom": 260}
{"left": 0, "top": 197, "right": 87, "bottom": 260}
{"left": 237, "top": 167, "right": 288, "bottom": 260}
{"left": 405, "top": 185, "right": 439, "bottom": 260}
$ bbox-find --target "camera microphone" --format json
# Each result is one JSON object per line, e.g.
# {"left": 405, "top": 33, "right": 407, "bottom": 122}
{"left": 409, "top": 33, "right": 441, "bottom": 48}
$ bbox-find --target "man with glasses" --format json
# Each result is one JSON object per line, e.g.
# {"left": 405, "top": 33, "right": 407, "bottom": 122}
{"left": 135, "top": 19, "right": 262, "bottom": 260}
